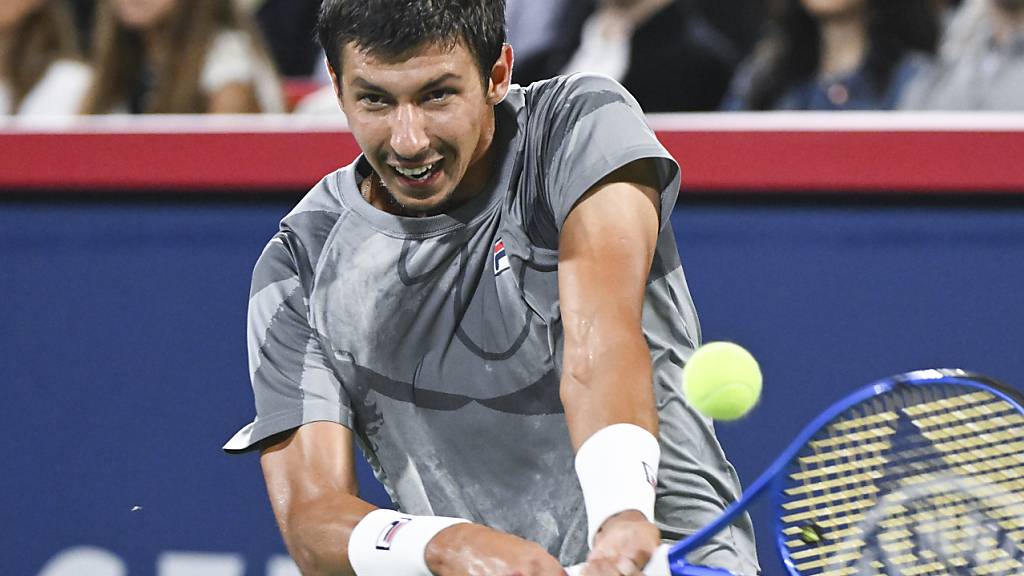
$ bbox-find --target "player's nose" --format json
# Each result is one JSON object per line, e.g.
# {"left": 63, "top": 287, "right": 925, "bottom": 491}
{"left": 389, "top": 104, "right": 430, "bottom": 159}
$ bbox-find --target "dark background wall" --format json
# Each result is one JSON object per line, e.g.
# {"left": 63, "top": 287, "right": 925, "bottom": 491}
{"left": 2, "top": 196, "right": 1023, "bottom": 575}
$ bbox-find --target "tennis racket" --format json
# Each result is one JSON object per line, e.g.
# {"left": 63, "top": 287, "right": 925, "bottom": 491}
{"left": 567, "top": 368, "right": 1024, "bottom": 575}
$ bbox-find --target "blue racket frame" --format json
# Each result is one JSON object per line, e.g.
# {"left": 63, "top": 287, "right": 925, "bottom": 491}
{"left": 665, "top": 368, "right": 1024, "bottom": 576}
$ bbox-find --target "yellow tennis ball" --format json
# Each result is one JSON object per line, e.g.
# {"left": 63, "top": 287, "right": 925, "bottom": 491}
{"left": 682, "top": 342, "right": 762, "bottom": 421}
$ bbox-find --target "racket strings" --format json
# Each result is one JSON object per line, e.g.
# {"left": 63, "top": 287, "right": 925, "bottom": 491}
{"left": 783, "top": 399, "right": 893, "bottom": 573}
{"left": 900, "top": 387, "right": 1024, "bottom": 545}
{"left": 899, "top": 385, "right": 1024, "bottom": 575}
{"left": 777, "top": 381, "right": 1024, "bottom": 575}
{"left": 860, "top": 385, "right": 1024, "bottom": 575}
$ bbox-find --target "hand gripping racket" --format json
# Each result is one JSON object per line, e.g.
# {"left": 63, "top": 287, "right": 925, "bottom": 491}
{"left": 567, "top": 369, "right": 1024, "bottom": 575}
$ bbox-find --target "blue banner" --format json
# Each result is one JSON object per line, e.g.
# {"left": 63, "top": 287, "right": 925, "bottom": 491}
{"left": 3, "top": 199, "right": 1022, "bottom": 575}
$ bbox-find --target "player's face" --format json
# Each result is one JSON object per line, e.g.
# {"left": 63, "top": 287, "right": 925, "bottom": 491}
{"left": 800, "top": 0, "right": 867, "bottom": 19}
{"left": 335, "top": 41, "right": 513, "bottom": 216}
{"left": 111, "top": 0, "right": 178, "bottom": 30}
{"left": 0, "top": 0, "right": 44, "bottom": 30}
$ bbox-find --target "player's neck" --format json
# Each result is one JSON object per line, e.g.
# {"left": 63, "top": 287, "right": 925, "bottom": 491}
{"left": 360, "top": 174, "right": 427, "bottom": 217}
{"left": 451, "top": 118, "right": 498, "bottom": 209}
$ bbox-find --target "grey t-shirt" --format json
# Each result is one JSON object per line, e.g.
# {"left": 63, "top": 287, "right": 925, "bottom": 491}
{"left": 226, "top": 74, "right": 759, "bottom": 573}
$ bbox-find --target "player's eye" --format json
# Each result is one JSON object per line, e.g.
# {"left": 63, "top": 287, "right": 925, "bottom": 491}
{"left": 425, "top": 89, "right": 453, "bottom": 103}
{"left": 358, "top": 93, "right": 387, "bottom": 107}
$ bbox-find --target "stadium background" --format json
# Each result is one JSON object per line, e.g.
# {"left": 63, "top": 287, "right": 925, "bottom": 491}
{"left": 2, "top": 113, "right": 1023, "bottom": 575}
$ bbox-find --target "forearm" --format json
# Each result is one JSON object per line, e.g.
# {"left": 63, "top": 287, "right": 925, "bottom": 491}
{"left": 273, "top": 491, "right": 377, "bottom": 576}
{"left": 560, "top": 311, "right": 658, "bottom": 450}
{"left": 260, "top": 422, "right": 378, "bottom": 576}
{"left": 285, "top": 506, "right": 561, "bottom": 576}
{"left": 560, "top": 326, "right": 663, "bottom": 554}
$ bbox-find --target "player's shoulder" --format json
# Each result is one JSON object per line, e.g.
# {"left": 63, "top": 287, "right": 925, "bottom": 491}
{"left": 524, "top": 72, "right": 630, "bottom": 97}
{"left": 282, "top": 170, "right": 347, "bottom": 231}
{"left": 522, "top": 73, "right": 639, "bottom": 111}
{"left": 259, "top": 167, "right": 351, "bottom": 278}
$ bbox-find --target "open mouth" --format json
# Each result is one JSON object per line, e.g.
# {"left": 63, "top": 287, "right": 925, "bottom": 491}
{"left": 392, "top": 161, "right": 443, "bottom": 183}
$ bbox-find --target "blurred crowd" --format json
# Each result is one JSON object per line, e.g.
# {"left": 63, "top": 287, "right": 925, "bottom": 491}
{"left": 1, "top": 0, "right": 1022, "bottom": 117}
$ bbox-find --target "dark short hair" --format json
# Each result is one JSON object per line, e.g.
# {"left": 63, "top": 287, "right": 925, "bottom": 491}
{"left": 316, "top": 0, "right": 506, "bottom": 85}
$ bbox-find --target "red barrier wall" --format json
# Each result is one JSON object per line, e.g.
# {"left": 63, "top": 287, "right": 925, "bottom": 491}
{"left": 2, "top": 112, "right": 1023, "bottom": 193}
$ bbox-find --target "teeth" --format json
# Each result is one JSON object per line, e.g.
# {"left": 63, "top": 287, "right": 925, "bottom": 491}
{"left": 394, "top": 163, "right": 435, "bottom": 179}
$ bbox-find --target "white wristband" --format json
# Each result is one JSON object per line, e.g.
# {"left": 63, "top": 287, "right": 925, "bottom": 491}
{"left": 574, "top": 423, "right": 660, "bottom": 547}
{"left": 347, "top": 509, "right": 469, "bottom": 576}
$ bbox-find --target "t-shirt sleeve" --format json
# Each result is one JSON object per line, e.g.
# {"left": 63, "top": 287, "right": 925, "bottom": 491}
{"left": 223, "top": 233, "right": 353, "bottom": 453}
{"left": 536, "top": 74, "right": 681, "bottom": 233}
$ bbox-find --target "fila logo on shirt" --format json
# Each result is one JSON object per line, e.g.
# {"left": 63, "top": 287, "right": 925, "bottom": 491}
{"left": 493, "top": 238, "right": 510, "bottom": 275}
{"left": 375, "top": 516, "right": 414, "bottom": 550}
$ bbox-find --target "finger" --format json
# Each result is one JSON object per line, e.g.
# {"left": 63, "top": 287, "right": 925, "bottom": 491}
{"left": 589, "top": 543, "right": 653, "bottom": 570}
{"left": 586, "top": 548, "right": 615, "bottom": 563}
{"left": 623, "top": 546, "right": 654, "bottom": 572}
{"left": 582, "top": 557, "right": 618, "bottom": 576}
{"left": 586, "top": 544, "right": 624, "bottom": 567}
{"left": 615, "top": 555, "right": 643, "bottom": 576}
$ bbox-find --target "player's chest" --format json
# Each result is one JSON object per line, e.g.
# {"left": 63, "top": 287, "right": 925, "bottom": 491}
{"left": 309, "top": 217, "right": 563, "bottom": 403}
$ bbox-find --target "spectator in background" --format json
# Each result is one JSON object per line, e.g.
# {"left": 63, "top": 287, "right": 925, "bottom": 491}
{"left": 81, "top": 0, "right": 284, "bottom": 113}
{"left": 934, "top": 0, "right": 966, "bottom": 27}
{"left": 505, "top": 0, "right": 571, "bottom": 63}
{"left": 0, "top": 0, "right": 91, "bottom": 115}
{"left": 900, "top": 0, "right": 1024, "bottom": 109}
{"left": 66, "top": 0, "right": 95, "bottom": 53}
{"left": 693, "top": 0, "right": 767, "bottom": 56}
{"left": 722, "top": 0, "right": 940, "bottom": 110}
{"left": 513, "top": 0, "right": 739, "bottom": 112}
{"left": 253, "top": 0, "right": 321, "bottom": 78}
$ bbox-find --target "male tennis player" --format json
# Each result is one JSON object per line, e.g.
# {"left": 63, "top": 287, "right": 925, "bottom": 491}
{"left": 225, "top": 1, "right": 759, "bottom": 575}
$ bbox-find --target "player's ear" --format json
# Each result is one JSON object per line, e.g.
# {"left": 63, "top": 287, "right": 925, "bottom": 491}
{"left": 485, "top": 44, "right": 514, "bottom": 106}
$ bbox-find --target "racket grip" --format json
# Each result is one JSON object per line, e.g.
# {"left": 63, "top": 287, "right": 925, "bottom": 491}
{"left": 673, "top": 565, "right": 737, "bottom": 576}
{"left": 563, "top": 544, "right": 739, "bottom": 576}
{"left": 564, "top": 544, "right": 671, "bottom": 575}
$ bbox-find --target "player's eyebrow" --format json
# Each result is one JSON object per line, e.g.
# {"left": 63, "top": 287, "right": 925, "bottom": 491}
{"left": 418, "top": 73, "right": 461, "bottom": 91}
{"left": 349, "top": 73, "right": 462, "bottom": 94}
{"left": 349, "top": 77, "right": 387, "bottom": 92}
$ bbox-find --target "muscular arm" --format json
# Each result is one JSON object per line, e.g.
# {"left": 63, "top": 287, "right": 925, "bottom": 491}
{"left": 558, "top": 158, "right": 663, "bottom": 447}
{"left": 260, "top": 421, "right": 376, "bottom": 576}
{"left": 559, "top": 158, "right": 665, "bottom": 575}
{"left": 261, "top": 423, "right": 564, "bottom": 576}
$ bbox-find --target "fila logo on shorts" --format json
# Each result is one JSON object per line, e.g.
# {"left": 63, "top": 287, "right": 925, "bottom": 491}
{"left": 375, "top": 516, "right": 414, "bottom": 550}
{"left": 493, "top": 238, "right": 510, "bottom": 275}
